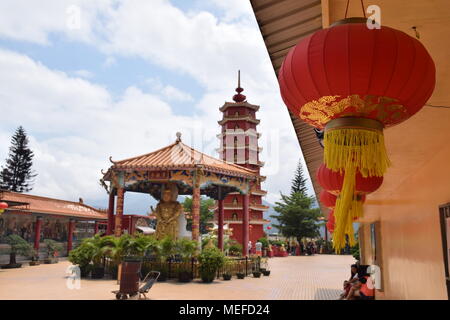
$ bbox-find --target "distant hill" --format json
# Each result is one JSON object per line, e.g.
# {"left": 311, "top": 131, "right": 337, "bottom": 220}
{"left": 262, "top": 199, "right": 279, "bottom": 235}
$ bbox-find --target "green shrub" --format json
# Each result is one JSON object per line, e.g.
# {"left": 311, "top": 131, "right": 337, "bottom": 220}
{"left": 350, "top": 243, "right": 360, "bottom": 261}
{"left": 43, "top": 239, "right": 63, "bottom": 258}
{"left": 198, "top": 247, "right": 225, "bottom": 283}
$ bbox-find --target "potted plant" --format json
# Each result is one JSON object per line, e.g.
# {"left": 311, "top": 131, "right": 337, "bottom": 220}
{"left": 198, "top": 247, "right": 225, "bottom": 283}
{"left": 1, "top": 235, "right": 33, "bottom": 269}
{"left": 68, "top": 242, "right": 94, "bottom": 278}
{"left": 252, "top": 256, "right": 262, "bottom": 278}
{"left": 228, "top": 242, "right": 242, "bottom": 257}
{"left": 236, "top": 272, "right": 245, "bottom": 279}
{"left": 156, "top": 236, "right": 175, "bottom": 281}
{"left": 260, "top": 258, "right": 270, "bottom": 276}
{"left": 175, "top": 238, "right": 197, "bottom": 283}
{"left": 222, "top": 257, "right": 233, "bottom": 280}
{"left": 29, "top": 249, "right": 40, "bottom": 266}
{"left": 43, "top": 239, "right": 63, "bottom": 264}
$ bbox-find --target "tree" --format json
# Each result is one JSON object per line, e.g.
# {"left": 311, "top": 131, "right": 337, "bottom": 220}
{"left": 291, "top": 160, "right": 308, "bottom": 196}
{"left": 271, "top": 192, "right": 321, "bottom": 243}
{"left": 0, "top": 126, "right": 37, "bottom": 192}
{"left": 5, "top": 234, "right": 33, "bottom": 266}
{"left": 182, "top": 196, "right": 215, "bottom": 234}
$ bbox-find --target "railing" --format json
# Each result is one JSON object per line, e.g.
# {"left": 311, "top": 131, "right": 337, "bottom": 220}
{"left": 104, "top": 256, "right": 257, "bottom": 279}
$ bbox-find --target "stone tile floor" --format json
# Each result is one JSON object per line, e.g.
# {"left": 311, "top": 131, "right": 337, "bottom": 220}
{"left": 0, "top": 254, "right": 354, "bottom": 300}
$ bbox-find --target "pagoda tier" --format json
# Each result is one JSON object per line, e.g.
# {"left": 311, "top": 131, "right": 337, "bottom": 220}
{"left": 216, "top": 72, "right": 268, "bottom": 248}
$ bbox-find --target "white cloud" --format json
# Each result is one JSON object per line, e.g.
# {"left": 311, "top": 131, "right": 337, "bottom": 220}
{"left": 73, "top": 69, "right": 94, "bottom": 79}
{"left": 145, "top": 78, "right": 193, "bottom": 102}
{"left": 0, "top": 49, "right": 206, "bottom": 204}
{"left": 0, "top": 0, "right": 313, "bottom": 206}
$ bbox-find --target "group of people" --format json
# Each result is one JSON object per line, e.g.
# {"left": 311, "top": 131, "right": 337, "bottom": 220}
{"left": 340, "top": 264, "right": 375, "bottom": 300}
{"left": 285, "top": 240, "right": 317, "bottom": 256}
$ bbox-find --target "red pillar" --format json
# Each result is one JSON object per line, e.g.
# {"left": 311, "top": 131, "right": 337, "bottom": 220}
{"left": 94, "top": 221, "right": 99, "bottom": 234}
{"left": 242, "top": 193, "right": 249, "bottom": 256}
{"left": 218, "top": 199, "right": 224, "bottom": 251}
{"left": 67, "top": 219, "right": 75, "bottom": 254}
{"left": 192, "top": 183, "right": 201, "bottom": 243}
{"left": 34, "top": 217, "right": 42, "bottom": 250}
{"left": 114, "top": 188, "right": 125, "bottom": 237}
{"left": 106, "top": 191, "right": 115, "bottom": 235}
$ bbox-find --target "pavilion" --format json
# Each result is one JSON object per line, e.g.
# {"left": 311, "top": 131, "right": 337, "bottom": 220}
{"left": 102, "top": 133, "right": 261, "bottom": 255}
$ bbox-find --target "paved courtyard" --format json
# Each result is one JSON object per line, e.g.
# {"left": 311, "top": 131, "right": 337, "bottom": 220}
{"left": 0, "top": 255, "right": 354, "bottom": 300}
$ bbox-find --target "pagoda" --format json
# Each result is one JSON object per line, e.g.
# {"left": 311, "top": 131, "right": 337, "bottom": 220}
{"left": 216, "top": 71, "right": 269, "bottom": 250}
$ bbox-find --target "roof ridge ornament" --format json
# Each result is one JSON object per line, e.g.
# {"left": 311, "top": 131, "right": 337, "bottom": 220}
{"left": 232, "top": 70, "right": 246, "bottom": 103}
{"left": 176, "top": 132, "right": 182, "bottom": 142}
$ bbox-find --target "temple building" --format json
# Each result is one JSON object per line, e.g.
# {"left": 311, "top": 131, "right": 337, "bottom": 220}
{"left": 215, "top": 73, "right": 270, "bottom": 246}
{"left": 0, "top": 191, "right": 107, "bottom": 260}
{"left": 102, "top": 132, "right": 260, "bottom": 255}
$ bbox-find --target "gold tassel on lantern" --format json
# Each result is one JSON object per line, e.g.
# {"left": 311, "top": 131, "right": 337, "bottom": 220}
{"left": 324, "top": 118, "right": 390, "bottom": 252}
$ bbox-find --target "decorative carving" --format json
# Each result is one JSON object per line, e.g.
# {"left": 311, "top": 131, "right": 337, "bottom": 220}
{"left": 300, "top": 94, "right": 407, "bottom": 129}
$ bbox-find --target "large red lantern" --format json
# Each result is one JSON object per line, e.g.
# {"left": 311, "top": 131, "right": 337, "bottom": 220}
{"left": 326, "top": 210, "right": 335, "bottom": 233}
{"left": 317, "top": 163, "right": 383, "bottom": 195}
{"left": 279, "top": 18, "right": 436, "bottom": 251}
{"left": 319, "top": 190, "right": 337, "bottom": 209}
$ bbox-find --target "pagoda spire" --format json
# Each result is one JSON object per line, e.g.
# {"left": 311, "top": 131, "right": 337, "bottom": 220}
{"left": 233, "top": 70, "right": 246, "bottom": 103}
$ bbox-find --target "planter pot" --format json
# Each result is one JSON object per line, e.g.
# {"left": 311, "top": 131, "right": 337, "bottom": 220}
{"left": 91, "top": 266, "right": 105, "bottom": 279}
{"left": 29, "top": 261, "right": 41, "bottom": 266}
{"left": 80, "top": 265, "right": 92, "bottom": 278}
{"left": 1, "top": 263, "right": 22, "bottom": 269}
{"left": 43, "top": 258, "right": 58, "bottom": 264}
{"left": 178, "top": 271, "right": 192, "bottom": 283}
{"left": 157, "top": 272, "right": 168, "bottom": 282}
{"left": 252, "top": 271, "right": 262, "bottom": 278}
{"left": 222, "top": 274, "right": 232, "bottom": 281}
{"left": 201, "top": 272, "right": 216, "bottom": 283}
{"left": 262, "top": 270, "right": 271, "bottom": 276}
{"left": 236, "top": 273, "right": 245, "bottom": 279}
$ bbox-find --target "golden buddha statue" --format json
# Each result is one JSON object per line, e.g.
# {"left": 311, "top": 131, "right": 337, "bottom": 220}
{"left": 153, "top": 188, "right": 182, "bottom": 240}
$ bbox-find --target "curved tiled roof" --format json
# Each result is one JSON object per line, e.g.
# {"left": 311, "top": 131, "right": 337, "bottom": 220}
{"left": 109, "top": 139, "right": 258, "bottom": 179}
{"left": 1, "top": 191, "right": 107, "bottom": 220}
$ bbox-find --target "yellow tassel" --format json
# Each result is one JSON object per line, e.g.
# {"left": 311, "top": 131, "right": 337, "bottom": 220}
{"left": 324, "top": 126, "right": 389, "bottom": 252}
{"left": 324, "top": 127, "right": 390, "bottom": 177}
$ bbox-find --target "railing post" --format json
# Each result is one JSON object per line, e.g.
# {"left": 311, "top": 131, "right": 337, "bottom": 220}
{"left": 245, "top": 257, "right": 248, "bottom": 276}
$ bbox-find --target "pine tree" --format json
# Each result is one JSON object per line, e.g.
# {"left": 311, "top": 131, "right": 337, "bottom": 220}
{"left": 270, "top": 192, "right": 321, "bottom": 243}
{"left": 0, "top": 126, "right": 37, "bottom": 192}
{"left": 291, "top": 160, "right": 308, "bottom": 196}
{"left": 271, "top": 159, "right": 320, "bottom": 241}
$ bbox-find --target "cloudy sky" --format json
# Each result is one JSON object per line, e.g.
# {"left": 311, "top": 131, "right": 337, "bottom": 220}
{"left": 0, "top": 0, "right": 314, "bottom": 213}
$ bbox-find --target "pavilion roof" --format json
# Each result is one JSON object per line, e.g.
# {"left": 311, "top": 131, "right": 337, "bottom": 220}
{"left": 1, "top": 191, "right": 107, "bottom": 220}
{"left": 109, "top": 135, "right": 258, "bottom": 179}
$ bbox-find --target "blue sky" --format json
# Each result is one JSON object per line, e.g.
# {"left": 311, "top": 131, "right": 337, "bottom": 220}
{"left": 0, "top": 0, "right": 312, "bottom": 214}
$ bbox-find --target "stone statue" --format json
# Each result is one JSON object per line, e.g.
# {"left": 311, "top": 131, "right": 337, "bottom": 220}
{"left": 154, "top": 188, "right": 182, "bottom": 240}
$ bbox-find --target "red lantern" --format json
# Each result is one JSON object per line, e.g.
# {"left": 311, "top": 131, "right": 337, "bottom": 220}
{"left": 326, "top": 210, "right": 335, "bottom": 233}
{"left": 279, "top": 18, "right": 435, "bottom": 251}
{"left": 0, "top": 202, "right": 8, "bottom": 209}
{"left": 319, "top": 190, "right": 336, "bottom": 209}
{"left": 317, "top": 163, "right": 383, "bottom": 195}
{"left": 267, "top": 226, "right": 272, "bottom": 230}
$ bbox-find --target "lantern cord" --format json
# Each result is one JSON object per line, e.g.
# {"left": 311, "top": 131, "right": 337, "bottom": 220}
{"left": 344, "top": 0, "right": 367, "bottom": 19}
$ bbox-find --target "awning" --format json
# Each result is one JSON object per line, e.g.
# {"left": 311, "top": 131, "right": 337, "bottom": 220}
{"left": 136, "top": 226, "right": 155, "bottom": 234}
